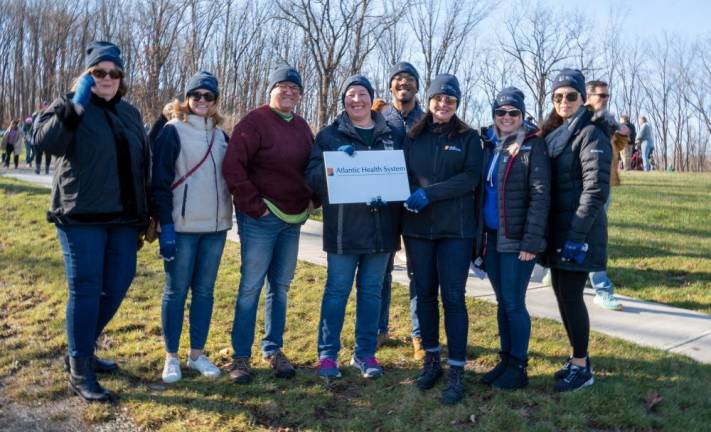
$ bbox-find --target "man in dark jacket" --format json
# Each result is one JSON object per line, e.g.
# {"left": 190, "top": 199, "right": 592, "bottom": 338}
{"left": 378, "top": 61, "right": 426, "bottom": 359}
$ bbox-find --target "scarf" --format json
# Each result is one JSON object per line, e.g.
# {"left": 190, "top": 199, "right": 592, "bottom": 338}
{"left": 545, "top": 106, "right": 585, "bottom": 158}
{"left": 486, "top": 126, "right": 527, "bottom": 186}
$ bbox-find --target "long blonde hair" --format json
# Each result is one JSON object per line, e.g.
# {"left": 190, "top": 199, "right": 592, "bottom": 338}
{"left": 171, "top": 98, "right": 224, "bottom": 126}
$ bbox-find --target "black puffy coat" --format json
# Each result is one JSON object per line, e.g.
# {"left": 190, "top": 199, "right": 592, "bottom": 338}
{"left": 476, "top": 127, "right": 550, "bottom": 255}
{"left": 402, "top": 117, "right": 483, "bottom": 239}
{"left": 305, "top": 111, "right": 401, "bottom": 255}
{"left": 34, "top": 93, "right": 150, "bottom": 226}
{"left": 543, "top": 108, "right": 612, "bottom": 272}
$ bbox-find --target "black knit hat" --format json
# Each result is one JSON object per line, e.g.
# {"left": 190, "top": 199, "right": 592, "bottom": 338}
{"left": 340, "top": 74, "right": 374, "bottom": 106}
{"left": 552, "top": 68, "right": 586, "bottom": 100}
{"left": 85, "top": 41, "right": 123, "bottom": 69}
{"left": 185, "top": 71, "right": 219, "bottom": 97}
{"left": 268, "top": 64, "right": 303, "bottom": 92}
{"left": 389, "top": 61, "right": 420, "bottom": 90}
{"left": 426, "top": 74, "right": 461, "bottom": 106}
{"left": 493, "top": 87, "right": 525, "bottom": 117}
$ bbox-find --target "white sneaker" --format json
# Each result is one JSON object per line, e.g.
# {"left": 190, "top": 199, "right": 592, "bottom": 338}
{"left": 162, "top": 357, "right": 182, "bottom": 383}
{"left": 187, "top": 354, "right": 221, "bottom": 378}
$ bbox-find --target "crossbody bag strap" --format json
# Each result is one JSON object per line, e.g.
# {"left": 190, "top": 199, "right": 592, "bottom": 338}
{"left": 170, "top": 128, "right": 217, "bottom": 191}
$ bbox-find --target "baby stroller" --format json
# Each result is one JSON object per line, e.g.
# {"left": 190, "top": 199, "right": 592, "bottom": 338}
{"left": 630, "top": 147, "right": 644, "bottom": 170}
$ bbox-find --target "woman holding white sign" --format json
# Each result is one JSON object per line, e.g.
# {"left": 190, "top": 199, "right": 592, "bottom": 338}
{"left": 305, "top": 75, "right": 401, "bottom": 380}
{"left": 402, "top": 74, "right": 483, "bottom": 405}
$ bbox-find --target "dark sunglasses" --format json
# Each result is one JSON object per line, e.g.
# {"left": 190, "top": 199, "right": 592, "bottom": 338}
{"left": 90, "top": 68, "right": 123, "bottom": 80}
{"left": 494, "top": 109, "right": 522, "bottom": 118}
{"left": 552, "top": 92, "right": 579, "bottom": 103}
{"left": 188, "top": 92, "right": 216, "bottom": 102}
{"left": 592, "top": 93, "right": 610, "bottom": 99}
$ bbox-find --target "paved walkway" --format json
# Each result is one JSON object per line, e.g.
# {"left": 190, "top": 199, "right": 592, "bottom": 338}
{"left": 4, "top": 169, "right": 710, "bottom": 364}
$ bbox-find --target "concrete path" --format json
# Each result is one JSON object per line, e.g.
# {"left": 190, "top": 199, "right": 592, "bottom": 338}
{"left": 4, "top": 169, "right": 710, "bottom": 364}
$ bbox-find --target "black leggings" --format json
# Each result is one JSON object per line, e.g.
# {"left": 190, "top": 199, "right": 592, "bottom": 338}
{"left": 551, "top": 268, "right": 589, "bottom": 358}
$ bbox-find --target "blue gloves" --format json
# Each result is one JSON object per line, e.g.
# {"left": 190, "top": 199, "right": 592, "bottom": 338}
{"left": 337, "top": 144, "right": 355, "bottom": 156}
{"left": 71, "top": 74, "right": 95, "bottom": 108}
{"left": 368, "top": 197, "right": 387, "bottom": 209}
{"left": 404, "top": 188, "right": 430, "bottom": 212}
{"left": 560, "top": 240, "right": 588, "bottom": 264}
{"left": 159, "top": 224, "right": 177, "bottom": 261}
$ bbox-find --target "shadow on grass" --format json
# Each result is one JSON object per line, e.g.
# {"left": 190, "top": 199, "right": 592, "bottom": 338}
{"left": 610, "top": 241, "right": 710, "bottom": 261}
{"left": 611, "top": 220, "right": 711, "bottom": 240}
{"left": 1, "top": 180, "right": 51, "bottom": 196}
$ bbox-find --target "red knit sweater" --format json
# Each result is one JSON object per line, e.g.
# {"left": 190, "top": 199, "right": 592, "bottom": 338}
{"left": 222, "top": 105, "right": 315, "bottom": 219}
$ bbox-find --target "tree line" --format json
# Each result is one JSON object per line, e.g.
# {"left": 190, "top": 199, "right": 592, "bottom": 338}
{"left": 1, "top": 0, "right": 709, "bottom": 171}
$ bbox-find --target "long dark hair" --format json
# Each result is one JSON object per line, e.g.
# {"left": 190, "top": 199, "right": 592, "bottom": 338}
{"left": 409, "top": 111, "right": 469, "bottom": 140}
{"left": 539, "top": 108, "right": 564, "bottom": 138}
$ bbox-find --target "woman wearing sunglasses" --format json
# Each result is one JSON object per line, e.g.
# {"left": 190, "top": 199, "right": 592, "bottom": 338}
{"left": 33, "top": 41, "right": 150, "bottom": 402}
{"left": 476, "top": 87, "right": 550, "bottom": 390}
{"left": 540, "top": 68, "right": 612, "bottom": 392}
{"left": 402, "top": 74, "right": 483, "bottom": 405}
{"left": 151, "top": 71, "right": 232, "bottom": 384}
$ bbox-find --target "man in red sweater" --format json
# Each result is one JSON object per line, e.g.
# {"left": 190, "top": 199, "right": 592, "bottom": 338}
{"left": 222, "top": 64, "right": 316, "bottom": 384}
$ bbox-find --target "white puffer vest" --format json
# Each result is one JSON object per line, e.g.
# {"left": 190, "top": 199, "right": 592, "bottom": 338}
{"left": 169, "top": 115, "right": 233, "bottom": 233}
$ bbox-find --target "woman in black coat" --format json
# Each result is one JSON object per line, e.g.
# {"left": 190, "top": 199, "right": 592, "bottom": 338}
{"left": 541, "top": 69, "right": 612, "bottom": 392}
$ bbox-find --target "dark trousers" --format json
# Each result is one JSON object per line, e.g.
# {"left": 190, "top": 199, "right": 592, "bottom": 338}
{"left": 404, "top": 236, "right": 473, "bottom": 366}
{"left": 57, "top": 224, "right": 140, "bottom": 357}
{"left": 2, "top": 144, "right": 18, "bottom": 168}
{"left": 551, "top": 268, "right": 590, "bottom": 358}
{"left": 35, "top": 149, "right": 51, "bottom": 173}
{"left": 484, "top": 230, "right": 535, "bottom": 361}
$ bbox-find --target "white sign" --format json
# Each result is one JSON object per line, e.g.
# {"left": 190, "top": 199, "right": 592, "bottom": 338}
{"left": 323, "top": 150, "right": 411, "bottom": 204}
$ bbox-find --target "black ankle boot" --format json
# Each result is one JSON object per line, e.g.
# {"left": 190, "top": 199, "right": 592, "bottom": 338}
{"left": 64, "top": 355, "right": 118, "bottom": 373}
{"left": 68, "top": 356, "right": 111, "bottom": 402}
{"left": 441, "top": 365, "right": 465, "bottom": 405}
{"left": 416, "top": 351, "right": 443, "bottom": 390}
{"left": 492, "top": 356, "right": 528, "bottom": 390}
{"left": 481, "top": 352, "right": 509, "bottom": 385}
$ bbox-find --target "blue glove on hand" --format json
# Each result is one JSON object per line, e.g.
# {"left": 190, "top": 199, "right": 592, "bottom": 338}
{"left": 159, "top": 224, "right": 177, "bottom": 261}
{"left": 367, "top": 197, "right": 387, "bottom": 209}
{"left": 404, "top": 188, "right": 430, "bottom": 212}
{"left": 560, "top": 240, "right": 588, "bottom": 264}
{"left": 337, "top": 144, "right": 355, "bottom": 156}
{"left": 71, "top": 74, "right": 95, "bottom": 109}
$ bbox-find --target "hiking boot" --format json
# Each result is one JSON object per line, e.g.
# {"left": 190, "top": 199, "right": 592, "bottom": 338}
{"left": 187, "top": 354, "right": 221, "bottom": 378}
{"left": 492, "top": 356, "right": 528, "bottom": 390}
{"left": 593, "top": 292, "right": 624, "bottom": 311}
{"left": 553, "top": 356, "right": 573, "bottom": 380}
{"left": 416, "top": 351, "right": 443, "bottom": 390}
{"left": 554, "top": 359, "right": 594, "bottom": 392}
{"left": 162, "top": 356, "right": 182, "bottom": 383}
{"left": 441, "top": 366, "right": 465, "bottom": 405}
{"left": 350, "top": 355, "right": 383, "bottom": 379}
{"left": 229, "top": 357, "right": 252, "bottom": 384}
{"left": 318, "top": 357, "right": 342, "bottom": 379}
{"left": 266, "top": 350, "right": 296, "bottom": 379}
{"left": 68, "top": 356, "right": 111, "bottom": 402}
{"left": 480, "top": 352, "right": 508, "bottom": 385}
{"left": 412, "top": 337, "right": 426, "bottom": 361}
{"left": 64, "top": 354, "right": 118, "bottom": 374}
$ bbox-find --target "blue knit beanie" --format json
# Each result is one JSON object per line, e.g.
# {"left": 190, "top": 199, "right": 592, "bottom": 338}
{"left": 85, "top": 41, "right": 123, "bottom": 69}
{"left": 185, "top": 71, "right": 219, "bottom": 98}
{"left": 552, "top": 68, "right": 586, "bottom": 100}
{"left": 268, "top": 64, "right": 303, "bottom": 92}
{"left": 492, "top": 87, "right": 525, "bottom": 117}
{"left": 341, "top": 75, "right": 374, "bottom": 106}
{"left": 427, "top": 74, "right": 461, "bottom": 106}
{"left": 389, "top": 61, "right": 420, "bottom": 90}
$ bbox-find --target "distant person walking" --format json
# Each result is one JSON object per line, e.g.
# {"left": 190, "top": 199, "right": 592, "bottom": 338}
{"left": 620, "top": 115, "right": 636, "bottom": 170}
{"left": 33, "top": 41, "right": 150, "bottom": 402}
{"left": 32, "top": 101, "right": 52, "bottom": 174}
{"left": 637, "top": 116, "right": 654, "bottom": 171}
{"left": 2, "top": 119, "right": 22, "bottom": 169}
{"left": 22, "top": 117, "right": 35, "bottom": 166}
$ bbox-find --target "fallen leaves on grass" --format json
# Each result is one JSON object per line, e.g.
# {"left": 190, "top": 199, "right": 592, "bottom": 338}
{"left": 645, "top": 391, "right": 663, "bottom": 412}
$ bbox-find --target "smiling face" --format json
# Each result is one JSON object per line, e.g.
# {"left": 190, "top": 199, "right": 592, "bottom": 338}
{"left": 552, "top": 86, "right": 583, "bottom": 119}
{"left": 90, "top": 61, "right": 122, "bottom": 101}
{"left": 390, "top": 73, "right": 417, "bottom": 104}
{"left": 344, "top": 85, "right": 372, "bottom": 123}
{"left": 494, "top": 104, "right": 523, "bottom": 136}
{"left": 428, "top": 94, "right": 457, "bottom": 123}
{"left": 270, "top": 81, "right": 302, "bottom": 114}
{"left": 187, "top": 89, "right": 216, "bottom": 117}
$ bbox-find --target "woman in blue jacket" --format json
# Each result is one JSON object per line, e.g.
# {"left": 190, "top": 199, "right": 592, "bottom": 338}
{"left": 402, "top": 74, "right": 483, "bottom": 405}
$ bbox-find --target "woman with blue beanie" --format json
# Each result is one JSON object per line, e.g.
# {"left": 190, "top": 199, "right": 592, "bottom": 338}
{"left": 402, "top": 74, "right": 483, "bottom": 405}
{"left": 476, "top": 87, "right": 550, "bottom": 390}
{"left": 541, "top": 68, "right": 612, "bottom": 392}
{"left": 152, "top": 71, "right": 232, "bottom": 384}
{"left": 33, "top": 41, "right": 150, "bottom": 402}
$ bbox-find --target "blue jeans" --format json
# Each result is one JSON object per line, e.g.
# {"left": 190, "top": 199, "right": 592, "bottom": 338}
{"left": 318, "top": 252, "right": 390, "bottom": 360}
{"left": 483, "top": 230, "right": 535, "bottom": 361}
{"left": 162, "top": 231, "right": 227, "bottom": 353}
{"left": 57, "top": 224, "right": 139, "bottom": 357}
{"left": 231, "top": 212, "right": 301, "bottom": 358}
{"left": 378, "top": 252, "right": 420, "bottom": 337}
{"left": 641, "top": 141, "right": 653, "bottom": 171}
{"left": 404, "top": 236, "right": 473, "bottom": 367}
{"left": 24, "top": 142, "right": 34, "bottom": 164}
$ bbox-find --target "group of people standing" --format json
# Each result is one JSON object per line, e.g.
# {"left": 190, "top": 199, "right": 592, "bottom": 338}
{"left": 33, "top": 40, "right": 619, "bottom": 406}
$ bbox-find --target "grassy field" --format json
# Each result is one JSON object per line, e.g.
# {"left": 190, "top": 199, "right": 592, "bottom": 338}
{"left": 1, "top": 175, "right": 710, "bottom": 431}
